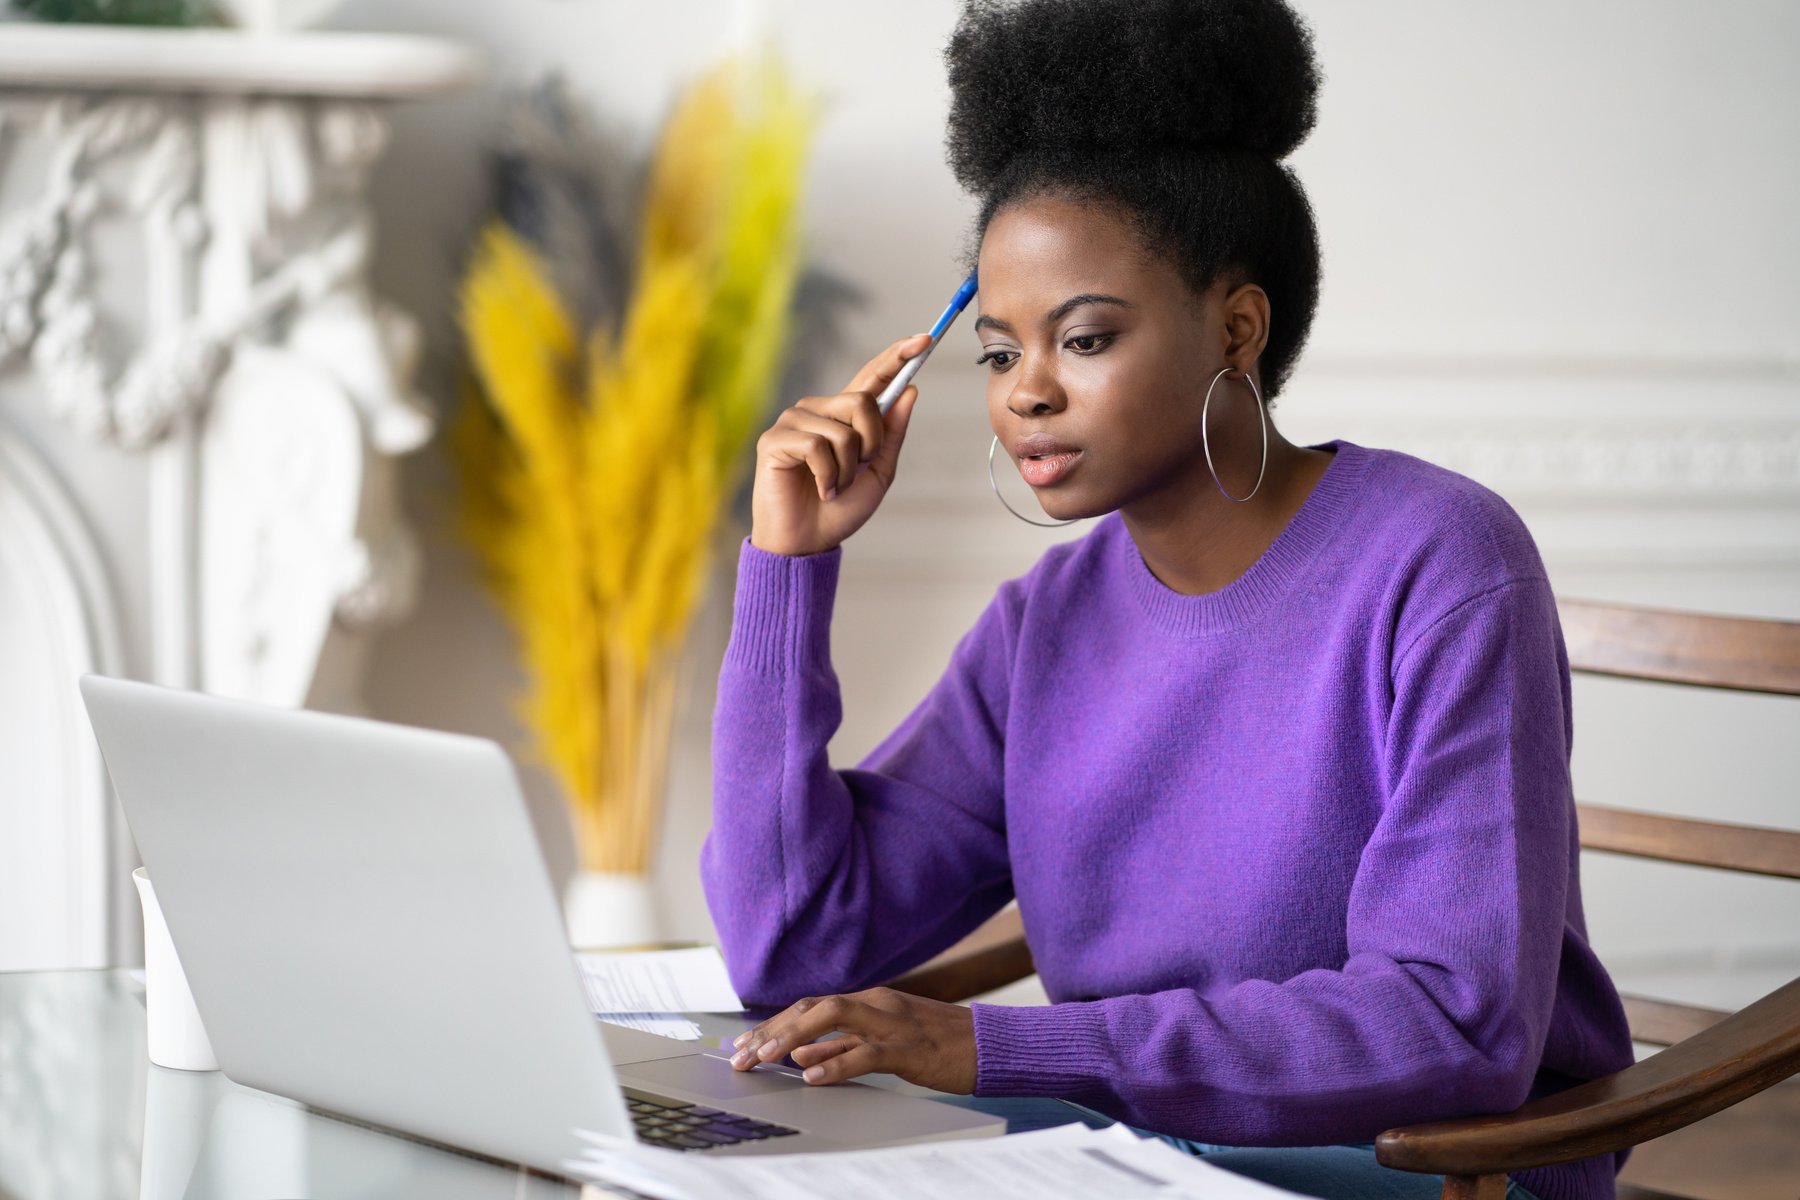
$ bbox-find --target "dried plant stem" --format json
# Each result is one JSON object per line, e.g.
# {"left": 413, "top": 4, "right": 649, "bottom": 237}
{"left": 457, "top": 56, "right": 811, "bottom": 883}
{"left": 573, "top": 641, "right": 684, "bottom": 876}
{"left": 636, "top": 648, "right": 681, "bottom": 868}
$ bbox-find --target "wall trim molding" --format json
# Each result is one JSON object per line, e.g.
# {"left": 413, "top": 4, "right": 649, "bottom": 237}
{"left": 1329, "top": 424, "right": 1800, "bottom": 503}
{"left": 886, "top": 423, "right": 1800, "bottom": 508}
{"left": 1298, "top": 351, "right": 1800, "bottom": 381}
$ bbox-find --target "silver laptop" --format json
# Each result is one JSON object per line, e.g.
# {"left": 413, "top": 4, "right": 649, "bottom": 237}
{"left": 79, "top": 675, "right": 1003, "bottom": 1174}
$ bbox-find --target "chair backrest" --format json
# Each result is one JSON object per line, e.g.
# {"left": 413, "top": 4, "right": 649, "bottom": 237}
{"left": 1558, "top": 598, "right": 1800, "bottom": 1046}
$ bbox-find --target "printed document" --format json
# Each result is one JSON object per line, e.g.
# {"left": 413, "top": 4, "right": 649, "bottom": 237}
{"left": 594, "top": 1012, "right": 706, "bottom": 1041}
{"left": 566, "top": 1122, "right": 1305, "bottom": 1200}
{"left": 574, "top": 946, "right": 742, "bottom": 1026}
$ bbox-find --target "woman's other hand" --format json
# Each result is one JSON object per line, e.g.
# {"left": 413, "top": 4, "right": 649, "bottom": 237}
{"left": 748, "top": 333, "right": 933, "bottom": 557}
{"left": 727, "top": 986, "right": 977, "bottom": 1094}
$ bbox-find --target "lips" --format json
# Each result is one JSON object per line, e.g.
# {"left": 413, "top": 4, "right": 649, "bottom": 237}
{"left": 1013, "top": 433, "right": 1081, "bottom": 460}
{"left": 1012, "top": 433, "right": 1083, "bottom": 488}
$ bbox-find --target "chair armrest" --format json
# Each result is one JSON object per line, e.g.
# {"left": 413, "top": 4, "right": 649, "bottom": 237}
{"left": 884, "top": 909, "right": 1035, "bottom": 1003}
{"left": 1375, "top": 976, "right": 1800, "bottom": 1176}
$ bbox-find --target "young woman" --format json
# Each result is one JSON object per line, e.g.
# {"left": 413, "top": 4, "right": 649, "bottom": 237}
{"left": 702, "top": 2, "right": 1635, "bottom": 1197}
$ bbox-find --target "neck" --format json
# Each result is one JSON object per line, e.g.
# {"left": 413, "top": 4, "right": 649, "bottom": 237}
{"left": 1120, "top": 421, "right": 1332, "bottom": 596}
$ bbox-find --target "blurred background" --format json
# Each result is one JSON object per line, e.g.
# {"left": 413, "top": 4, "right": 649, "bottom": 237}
{"left": 3, "top": 0, "right": 1796, "bottom": 1026}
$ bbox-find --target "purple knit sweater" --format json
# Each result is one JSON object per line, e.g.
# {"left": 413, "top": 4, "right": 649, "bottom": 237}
{"left": 702, "top": 439, "right": 1636, "bottom": 1200}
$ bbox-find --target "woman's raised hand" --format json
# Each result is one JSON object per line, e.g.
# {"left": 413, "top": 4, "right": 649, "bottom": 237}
{"left": 749, "top": 333, "right": 934, "bottom": 557}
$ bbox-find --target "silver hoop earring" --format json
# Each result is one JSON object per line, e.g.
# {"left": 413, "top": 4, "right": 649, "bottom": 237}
{"left": 988, "top": 436, "right": 1078, "bottom": 528}
{"left": 1201, "top": 366, "right": 1269, "bottom": 503}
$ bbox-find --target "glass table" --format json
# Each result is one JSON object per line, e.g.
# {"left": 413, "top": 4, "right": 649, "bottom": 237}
{"left": 1, "top": 968, "right": 931, "bottom": 1199}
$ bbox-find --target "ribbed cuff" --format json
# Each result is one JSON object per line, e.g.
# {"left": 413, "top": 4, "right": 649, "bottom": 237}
{"left": 970, "top": 1001, "right": 1110, "bottom": 1098}
{"left": 723, "top": 537, "right": 842, "bottom": 675}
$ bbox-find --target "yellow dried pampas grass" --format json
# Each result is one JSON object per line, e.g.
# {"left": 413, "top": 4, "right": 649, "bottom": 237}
{"left": 454, "top": 56, "right": 815, "bottom": 874}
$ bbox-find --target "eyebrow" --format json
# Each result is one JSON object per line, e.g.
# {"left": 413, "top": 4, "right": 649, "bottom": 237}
{"left": 972, "top": 292, "right": 1135, "bottom": 336}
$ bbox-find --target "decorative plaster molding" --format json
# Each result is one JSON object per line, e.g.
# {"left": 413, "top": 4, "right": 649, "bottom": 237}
{"left": 0, "top": 38, "right": 469, "bottom": 965}
{"left": 0, "top": 96, "right": 208, "bottom": 444}
{"left": 199, "top": 344, "right": 362, "bottom": 707}
{"left": 0, "top": 94, "right": 435, "bottom": 455}
{"left": 0, "top": 87, "right": 435, "bottom": 683}
{"left": 0, "top": 421, "right": 126, "bottom": 970}
{"left": 0, "top": 26, "right": 481, "bottom": 98}
{"left": 334, "top": 526, "right": 423, "bottom": 632}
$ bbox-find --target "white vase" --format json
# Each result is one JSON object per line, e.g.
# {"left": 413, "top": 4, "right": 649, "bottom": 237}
{"left": 132, "top": 868, "right": 219, "bottom": 1071}
{"left": 563, "top": 871, "right": 659, "bottom": 950}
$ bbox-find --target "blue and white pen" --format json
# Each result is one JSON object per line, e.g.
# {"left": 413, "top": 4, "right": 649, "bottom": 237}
{"left": 874, "top": 269, "right": 979, "bottom": 415}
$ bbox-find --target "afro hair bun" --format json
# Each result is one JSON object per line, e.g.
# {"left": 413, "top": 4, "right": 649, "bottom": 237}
{"left": 944, "top": 0, "right": 1322, "bottom": 196}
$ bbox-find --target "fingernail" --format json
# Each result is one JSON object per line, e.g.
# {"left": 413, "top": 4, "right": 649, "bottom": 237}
{"left": 824, "top": 487, "right": 838, "bottom": 502}
{"left": 803, "top": 1067, "right": 823, "bottom": 1083}
{"left": 730, "top": 1049, "right": 751, "bottom": 1068}
{"left": 757, "top": 1040, "right": 781, "bottom": 1061}
{"left": 733, "top": 1033, "right": 749, "bottom": 1048}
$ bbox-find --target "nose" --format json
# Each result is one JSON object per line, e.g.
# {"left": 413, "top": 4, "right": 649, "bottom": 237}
{"left": 1004, "top": 359, "right": 1066, "bottom": 419}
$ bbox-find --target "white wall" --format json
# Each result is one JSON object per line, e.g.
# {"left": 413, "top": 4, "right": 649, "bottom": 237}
{"left": 326, "top": 0, "right": 1800, "bottom": 1010}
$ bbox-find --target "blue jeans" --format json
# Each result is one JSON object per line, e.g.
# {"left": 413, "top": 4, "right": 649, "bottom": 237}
{"left": 938, "top": 1095, "right": 1544, "bottom": 1200}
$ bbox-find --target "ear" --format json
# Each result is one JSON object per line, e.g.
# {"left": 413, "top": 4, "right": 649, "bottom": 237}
{"left": 1220, "top": 281, "right": 1271, "bottom": 376}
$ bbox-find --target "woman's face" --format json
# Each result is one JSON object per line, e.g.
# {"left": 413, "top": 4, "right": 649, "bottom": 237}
{"left": 974, "top": 192, "right": 1243, "bottom": 523}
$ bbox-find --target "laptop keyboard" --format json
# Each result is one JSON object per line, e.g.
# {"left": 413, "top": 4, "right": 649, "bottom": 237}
{"left": 623, "top": 1088, "right": 800, "bottom": 1151}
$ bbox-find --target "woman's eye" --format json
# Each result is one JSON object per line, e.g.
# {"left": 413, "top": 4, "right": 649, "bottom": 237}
{"left": 975, "top": 349, "right": 1017, "bottom": 372}
{"left": 1067, "top": 333, "right": 1112, "bottom": 354}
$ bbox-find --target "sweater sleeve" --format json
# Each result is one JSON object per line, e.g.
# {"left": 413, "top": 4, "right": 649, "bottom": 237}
{"left": 969, "top": 576, "right": 1574, "bottom": 1145}
{"left": 701, "top": 538, "right": 1017, "bottom": 1007}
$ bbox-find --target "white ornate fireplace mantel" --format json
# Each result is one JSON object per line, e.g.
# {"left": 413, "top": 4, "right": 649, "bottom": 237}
{"left": 0, "top": 24, "right": 481, "bottom": 970}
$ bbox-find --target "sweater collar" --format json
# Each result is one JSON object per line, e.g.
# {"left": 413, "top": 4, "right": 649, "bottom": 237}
{"left": 1121, "top": 438, "right": 1370, "bottom": 636}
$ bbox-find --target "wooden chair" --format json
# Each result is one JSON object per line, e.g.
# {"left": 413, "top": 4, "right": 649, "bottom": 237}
{"left": 887, "top": 598, "right": 1800, "bottom": 1200}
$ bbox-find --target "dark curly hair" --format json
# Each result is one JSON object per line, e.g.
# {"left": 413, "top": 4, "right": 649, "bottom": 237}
{"left": 944, "top": 0, "right": 1323, "bottom": 400}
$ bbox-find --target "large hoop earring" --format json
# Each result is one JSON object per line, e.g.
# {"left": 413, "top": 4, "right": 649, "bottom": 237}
{"left": 988, "top": 436, "right": 1078, "bottom": 528}
{"left": 1201, "top": 367, "right": 1269, "bottom": 503}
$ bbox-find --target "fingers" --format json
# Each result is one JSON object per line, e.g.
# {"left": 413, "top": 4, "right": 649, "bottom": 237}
{"left": 791, "top": 412, "right": 855, "bottom": 499}
{"left": 788, "top": 1036, "right": 862, "bottom": 1069}
{"left": 728, "top": 988, "right": 974, "bottom": 1093}
{"left": 797, "top": 1040, "right": 885, "bottom": 1086}
{"left": 729, "top": 992, "right": 894, "bottom": 1072}
{"left": 759, "top": 337, "right": 929, "bottom": 505}
{"left": 730, "top": 994, "right": 849, "bottom": 1066}
{"left": 760, "top": 410, "right": 858, "bottom": 501}
{"left": 786, "top": 399, "right": 880, "bottom": 495}
{"left": 797, "top": 391, "right": 886, "bottom": 472}
{"left": 845, "top": 333, "right": 933, "bottom": 398}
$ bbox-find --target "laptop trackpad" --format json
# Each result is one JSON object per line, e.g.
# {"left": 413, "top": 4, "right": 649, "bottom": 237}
{"left": 623, "top": 1053, "right": 831, "bottom": 1102}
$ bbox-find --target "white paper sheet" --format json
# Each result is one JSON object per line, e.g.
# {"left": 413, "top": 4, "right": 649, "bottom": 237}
{"left": 595, "top": 1012, "right": 705, "bottom": 1041}
{"left": 566, "top": 1122, "right": 1306, "bottom": 1200}
{"left": 574, "top": 946, "right": 743, "bottom": 1014}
